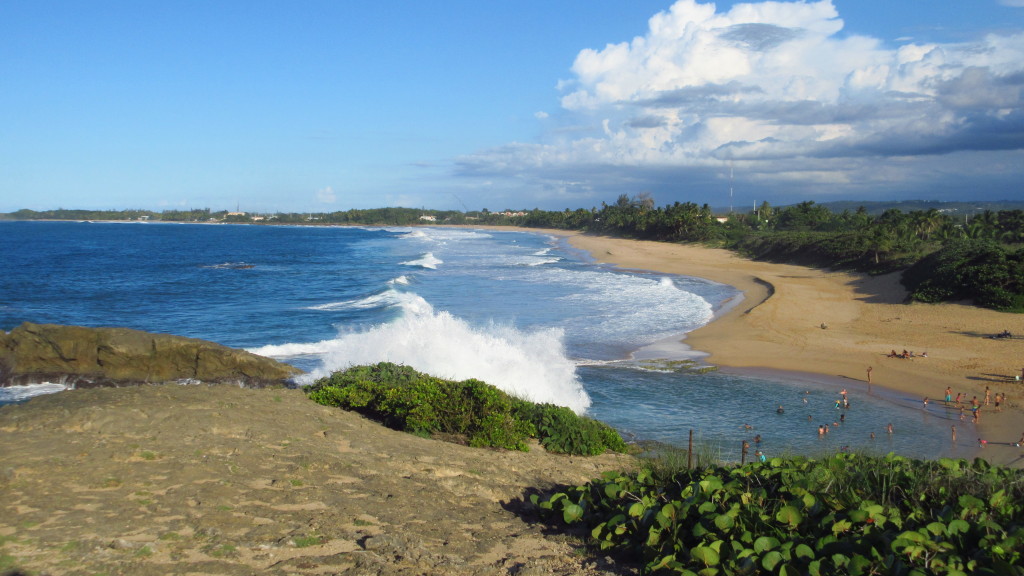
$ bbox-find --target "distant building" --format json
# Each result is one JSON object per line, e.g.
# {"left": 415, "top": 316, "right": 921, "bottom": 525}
{"left": 419, "top": 215, "right": 437, "bottom": 222}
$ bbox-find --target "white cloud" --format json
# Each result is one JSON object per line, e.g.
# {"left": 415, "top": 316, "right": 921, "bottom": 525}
{"left": 457, "top": 0, "right": 1024, "bottom": 206}
{"left": 316, "top": 186, "right": 336, "bottom": 204}
{"left": 999, "top": 0, "right": 1024, "bottom": 7}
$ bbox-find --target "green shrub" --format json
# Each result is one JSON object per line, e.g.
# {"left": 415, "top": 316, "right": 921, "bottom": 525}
{"left": 306, "top": 363, "right": 627, "bottom": 455}
{"left": 903, "top": 238, "right": 1024, "bottom": 310}
{"left": 532, "top": 452, "right": 1024, "bottom": 575}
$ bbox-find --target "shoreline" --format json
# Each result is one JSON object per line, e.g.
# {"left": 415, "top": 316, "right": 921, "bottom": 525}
{"left": 558, "top": 231, "right": 1023, "bottom": 468}
{"left": 453, "top": 225, "right": 1022, "bottom": 468}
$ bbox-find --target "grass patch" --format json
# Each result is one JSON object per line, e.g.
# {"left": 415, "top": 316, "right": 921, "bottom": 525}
{"left": 203, "top": 543, "right": 237, "bottom": 558}
{"left": 293, "top": 535, "right": 323, "bottom": 548}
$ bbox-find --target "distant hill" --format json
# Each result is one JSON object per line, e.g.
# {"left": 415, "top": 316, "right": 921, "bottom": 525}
{"left": 816, "top": 200, "right": 1024, "bottom": 217}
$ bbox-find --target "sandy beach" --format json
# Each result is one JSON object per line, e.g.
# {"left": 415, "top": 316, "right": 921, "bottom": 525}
{"left": 557, "top": 231, "right": 1024, "bottom": 469}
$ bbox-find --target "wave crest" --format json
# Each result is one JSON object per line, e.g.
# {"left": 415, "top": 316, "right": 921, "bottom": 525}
{"left": 258, "top": 297, "right": 591, "bottom": 414}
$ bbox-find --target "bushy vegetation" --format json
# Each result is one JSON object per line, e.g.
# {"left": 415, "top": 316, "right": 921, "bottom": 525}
{"left": 533, "top": 452, "right": 1024, "bottom": 575}
{"left": 304, "top": 362, "right": 628, "bottom": 456}
{"left": 902, "top": 239, "right": 1024, "bottom": 311}
{"left": 514, "top": 198, "right": 1024, "bottom": 311}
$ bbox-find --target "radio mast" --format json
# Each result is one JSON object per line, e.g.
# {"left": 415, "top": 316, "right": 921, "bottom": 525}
{"left": 729, "top": 161, "right": 734, "bottom": 213}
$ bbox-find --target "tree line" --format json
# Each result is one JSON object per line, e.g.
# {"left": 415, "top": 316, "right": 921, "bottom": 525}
{"left": 4, "top": 198, "right": 1023, "bottom": 311}
{"left": 508, "top": 195, "right": 1024, "bottom": 312}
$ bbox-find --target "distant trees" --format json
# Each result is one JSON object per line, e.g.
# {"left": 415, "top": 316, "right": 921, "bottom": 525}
{"left": 3, "top": 201, "right": 1023, "bottom": 311}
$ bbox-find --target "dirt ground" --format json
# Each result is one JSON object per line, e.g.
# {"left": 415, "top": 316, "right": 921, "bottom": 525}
{"left": 0, "top": 384, "right": 638, "bottom": 576}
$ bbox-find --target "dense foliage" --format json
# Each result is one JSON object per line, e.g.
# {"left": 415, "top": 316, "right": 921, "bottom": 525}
{"left": 902, "top": 239, "right": 1024, "bottom": 311}
{"left": 304, "top": 362, "right": 628, "bottom": 456}
{"left": 517, "top": 199, "right": 1024, "bottom": 311}
{"left": 533, "top": 453, "right": 1024, "bottom": 575}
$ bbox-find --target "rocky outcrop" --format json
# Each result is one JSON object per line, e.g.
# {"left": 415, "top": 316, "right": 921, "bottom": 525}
{"left": 0, "top": 322, "right": 303, "bottom": 388}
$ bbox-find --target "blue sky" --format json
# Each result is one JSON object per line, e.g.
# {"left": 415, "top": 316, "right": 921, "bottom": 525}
{"left": 2, "top": 1, "right": 1023, "bottom": 213}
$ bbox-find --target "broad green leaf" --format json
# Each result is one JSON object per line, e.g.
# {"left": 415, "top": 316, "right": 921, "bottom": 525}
{"left": 604, "top": 483, "right": 621, "bottom": 499}
{"left": 647, "top": 554, "right": 676, "bottom": 571}
{"left": 661, "top": 502, "right": 678, "bottom": 522}
{"left": 714, "top": 513, "right": 735, "bottom": 531}
{"left": 990, "top": 488, "right": 1007, "bottom": 509}
{"left": 947, "top": 518, "right": 969, "bottom": 536}
{"left": 628, "top": 502, "right": 645, "bottom": 517}
{"left": 700, "top": 475, "right": 724, "bottom": 492}
{"left": 848, "top": 554, "right": 872, "bottom": 576}
{"left": 691, "top": 545, "right": 720, "bottom": 566}
{"left": 754, "top": 536, "right": 780, "bottom": 553}
{"left": 562, "top": 503, "right": 584, "bottom": 524}
{"left": 761, "top": 550, "right": 784, "bottom": 571}
{"left": 831, "top": 519, "right": 852, "bottom": 535}
{"left": 776, "top": 505, "right": 803, "bottom": 528}
{"left": 794, "top": 543, "right": 815, "bottom": 560}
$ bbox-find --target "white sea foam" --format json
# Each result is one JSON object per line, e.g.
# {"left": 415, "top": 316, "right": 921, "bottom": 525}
{"left": 389, "top": 275, "right": 411, "bottom": 285}
{"left": 259, "top": 295, "right": 591, "bottom": 414}
{"left": 0, "top": 382, "right": 69, "bottom": 403}
{"left": 305, "top": 292, "right": 399, "bottom": 311}
{"left": 401, "top": 253, "right": 442, "bottom": 269}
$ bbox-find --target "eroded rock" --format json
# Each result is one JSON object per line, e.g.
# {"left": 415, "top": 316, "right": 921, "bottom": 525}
{"left": 0, "top": 322, "right": 302, "bottom": 388}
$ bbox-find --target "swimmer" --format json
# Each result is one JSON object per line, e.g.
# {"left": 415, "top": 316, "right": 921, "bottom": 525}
{"left": 840, "top": 414, "right": 845, "bottom": 424}
{"left": 887, "top": 423, "right": 894, "bottom": 434}
{"left": 776, "top": 405, "right": 785, "bottom": 414}
{"left": 951, "top": 425, "right": 957, "bottom": 443}
{"left": 754, "top": 434, "right": 762, "bottom": 444}
{"left": 923, "top": 397, "right": 929, "bottom": 409}
{"left": 870, "top": 432, "right": 875, "bottom": 439}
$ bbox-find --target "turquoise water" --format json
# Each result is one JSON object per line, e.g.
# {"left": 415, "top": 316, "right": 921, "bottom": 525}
{"left": 0, "top": 221, "right": 979, "bottom": 460}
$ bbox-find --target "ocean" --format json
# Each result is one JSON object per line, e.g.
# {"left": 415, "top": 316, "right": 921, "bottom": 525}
{"left": 0, "top": 220, "right": 976, "bottom": 461}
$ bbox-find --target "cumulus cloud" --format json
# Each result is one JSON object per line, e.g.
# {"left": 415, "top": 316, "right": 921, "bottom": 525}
{"left": 316, "top": 186, "right": 336, "bottom": 204}
{"left": 457, "top": 0, "right": 1024, "bottom": 206}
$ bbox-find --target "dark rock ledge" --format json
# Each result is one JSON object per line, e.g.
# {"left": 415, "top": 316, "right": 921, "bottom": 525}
{"left": 0, "top": 322, "right": 302, "bottom": 389}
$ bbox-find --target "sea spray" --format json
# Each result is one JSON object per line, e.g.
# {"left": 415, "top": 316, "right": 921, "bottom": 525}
{"left": 254, "top": 296, "right": 591, "bottom": 414}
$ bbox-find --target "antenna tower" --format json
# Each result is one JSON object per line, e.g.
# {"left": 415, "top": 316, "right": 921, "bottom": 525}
{"left": 729, "top": 161, "right": 734, "bottom": 213}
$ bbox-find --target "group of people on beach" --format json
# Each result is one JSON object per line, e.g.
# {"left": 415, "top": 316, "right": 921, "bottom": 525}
{"left": 887, "top": 349, "right": 926, "bottom": 359}
{"left": 938, "top": 385, "right": 1006, "bottom": 425}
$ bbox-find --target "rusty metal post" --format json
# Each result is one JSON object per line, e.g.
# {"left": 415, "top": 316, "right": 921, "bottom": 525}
{"left": 688, "top": 429, "right": 693, "bottom": 470}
